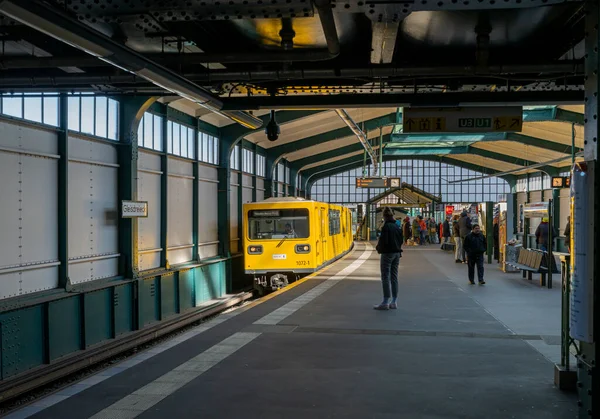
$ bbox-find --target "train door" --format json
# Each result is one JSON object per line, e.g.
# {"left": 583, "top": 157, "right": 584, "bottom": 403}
{"left": 320, "top": 207, "right": 328, "bottom": 263}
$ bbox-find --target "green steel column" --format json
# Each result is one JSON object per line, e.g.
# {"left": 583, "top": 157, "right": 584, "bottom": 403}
{"left": 193, "top": 119, "right": 199, "bottom": 261}
{"left": 117, "top": 96, "right": 157, "bottom": 279}
{"left": 290, "top": 166, "right": 298, "bottom": 198}
{"left": 552, "top": 188, "right": 560, "bottom": 250}
{"left": 578, "top": 2, "right": 600, "bottom": 416}
{"left": 57, "top": 93, "right": 69, "bottom": 288}
{"left": 161, "top": 105, "right": 169, "bottom": 268}
{"left": 217, "top": 138, "right": 233, "bottom": 258}
{"left": 264, "top": 154, "right": 277, "bottom": 199}
{"left": 486, "top": 202, "right": 493, "bottom": 264}
{"left": 251, "top": 142, "right": 257, "bottom": 202}
{"left": 237, "top": 144, "right": 243, "bottom": 251}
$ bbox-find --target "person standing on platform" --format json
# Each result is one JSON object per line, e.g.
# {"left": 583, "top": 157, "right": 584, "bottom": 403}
{"left": 493, "top": 217, "right": 500, "bottom": 262}
{"left": 441, "top": 216, "right": 451, "bottom": 249}
{"left": 463, "top": 224, "right": 486, "bottom": 285}
{"left": 419, "top": 216, "right": 428, "bottom": 245}
{"left": 535, "top": 217, "right": 557, "bottom": 252}
{"left": 402, "top": 217, "right": 411, "bottom": 245}
{"left": 452, "top": 215, "right": 463, "bottom": 263}
{"left": 412, "top": 217, "right": 420, "bottom": 244}
{"left": 458, "top": 211, "right": 472, "bottom": 262}
{"left": 374, "top": 207, "right": 403, "bottom": 310}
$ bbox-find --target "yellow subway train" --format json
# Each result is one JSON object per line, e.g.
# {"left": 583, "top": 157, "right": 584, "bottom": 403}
{"left": 243, "top": 197, "right": 353, "bottom": 293}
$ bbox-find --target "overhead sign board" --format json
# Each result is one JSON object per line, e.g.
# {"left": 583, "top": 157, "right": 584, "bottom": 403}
{"left": 122, "top": 200, "right": 148, "bottom": 218}
{"left": 551, "top": 176, "right": 571, "bottom": 188}
{"left": 355, "top": 177, "right": 401, "bottom": 188}
{"left": 402, "top": 106, "right": 523, "bottom": 133}
{"left": 523, "top": 202, "right": 549, "bottom": 218}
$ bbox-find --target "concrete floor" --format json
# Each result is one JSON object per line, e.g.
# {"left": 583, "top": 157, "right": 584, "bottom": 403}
{"left": 14, "top": 242, "right": 576, "bottom": 419}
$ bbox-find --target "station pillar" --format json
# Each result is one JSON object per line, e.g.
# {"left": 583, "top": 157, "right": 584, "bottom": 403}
{"left": 578, "top": 2, "right": 600, "bottom": 417}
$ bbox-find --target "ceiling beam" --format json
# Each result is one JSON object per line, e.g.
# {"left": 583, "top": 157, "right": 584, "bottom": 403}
{"left": 220, "top": 110, "right": 325, "bottom": 140}
{"left": 371, "top": 21, "right": 400, "bottom": 64}
{"left": 269, "top": 112, "right": 397, "bottom": 157}
{"left": 220, "top": 91, "right": 584, "bottom": 110}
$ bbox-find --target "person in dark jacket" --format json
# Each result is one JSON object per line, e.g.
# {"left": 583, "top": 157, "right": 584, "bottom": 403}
{"left": 535, "top": 217, "right": 557, "bottom": 252}
{"left": 458, "top": 211, "right": 472, "bottom": 261}
{"left": 402, "top": 217, "right": 411, "bottom": 244}
{"left": 441, "top": 216, "right": 451, "bottom": 249}
{"left": 452, "top": 215, "right": 462, "bottom": 263}
{"left": 493, "top": 217, "right": 499, "bottom": 262}
{"left": 463, "top": 224, "right": 486, "bottom": 285}
{"left": 374, "top": 207, "right": 403, "bottom": 310}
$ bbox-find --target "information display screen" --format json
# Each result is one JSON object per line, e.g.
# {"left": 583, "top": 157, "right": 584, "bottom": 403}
{"left": 355, "top": 177, "right": 401, "bottom": 188}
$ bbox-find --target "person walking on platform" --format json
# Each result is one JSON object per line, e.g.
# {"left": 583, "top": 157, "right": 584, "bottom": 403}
{"left": 441, "top": 216, "right": 451, "bottom": 249}
{"left": 412, "top": 217, "right": 421, "bottom": 245}
{"left": 535, "top": 217, "right": 557, "bottom": 252}
{"left": 374, "top": 207, "right": 403, "bottom": 310}
{"left": 458, "top": 211, "right": 472, "bottom": 262}
{"left": 419, "top": 216, "right": 427, "bottom": 245}
{"left": 452, "top": 215, "right": 463, "bottom": 263}
{"left": 463, "top": 224, "right": 486, "bottom": 285}
{"left": 402, "top": 216, "right": 411, "bottom": 245}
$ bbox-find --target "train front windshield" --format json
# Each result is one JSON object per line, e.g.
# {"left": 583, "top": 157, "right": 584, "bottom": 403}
{"left": 248, "top": 209, "right": 310, "bottom": 240}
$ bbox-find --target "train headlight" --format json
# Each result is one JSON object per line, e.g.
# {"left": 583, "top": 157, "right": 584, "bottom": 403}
{"left": 248, "top": 245, "right": 263, "bottom": 254}
{"left": 295, "top": 244, "right": 311, "bottom": 254}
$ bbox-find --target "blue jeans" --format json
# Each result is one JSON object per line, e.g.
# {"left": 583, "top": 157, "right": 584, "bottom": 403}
{"left": 540, "top": 244, "right": 548, "bottom": 252}
{"left": 380, "top": 253, "right": 400, "bottom": 302}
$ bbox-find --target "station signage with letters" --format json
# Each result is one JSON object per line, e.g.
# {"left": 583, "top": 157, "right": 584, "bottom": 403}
{"left": 122, "top": 200, "right": 148, "bottom": 218}
{"left": 355, "top": 177, "right": 401, "bottom": 188}
{"left": 551, "top": 176, "right": 571, "bottom": 188}
{"left": 402, "top": 106, "right": 523, "bottom": 133}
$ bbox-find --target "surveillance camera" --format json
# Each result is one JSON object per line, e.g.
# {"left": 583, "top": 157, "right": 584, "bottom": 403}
{"left": 265, "top": 110, "right": 280, "bottom": 141}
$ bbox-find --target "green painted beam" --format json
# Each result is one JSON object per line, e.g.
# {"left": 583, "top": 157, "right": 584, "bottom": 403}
{"left": 384, "top": 146, "right": 470, "bottom": 156}
{"left": 523, "top": 106, "right": 584, "bottom": 125}
{"left": 270, "top": 112, "right": 397, "bottom": 156}
{"left": 220, "top": 110, "right": 325, "bottom": 140}
{"left": 291, "top": 136, "right": 390, "bottom": 169}
{"left": 161, "top": 103, "right": 169, "bottom": 267}
{"left": 507, "top": 133, "right": 577, "bottom": 154}
{"left": 390, "top": 132, "right": 507, "bottom": 143}
{"left": 555, "top": 108, "right": 584, "bottom": 125}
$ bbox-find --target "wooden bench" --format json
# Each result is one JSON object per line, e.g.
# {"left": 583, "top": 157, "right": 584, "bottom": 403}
{"left": 506, "top": 248, "right": 559, "bottom": 288}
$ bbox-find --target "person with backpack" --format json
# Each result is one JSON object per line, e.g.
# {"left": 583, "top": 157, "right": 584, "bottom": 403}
{"left": 374, "top": 207, "right": 403, "bottom": 310}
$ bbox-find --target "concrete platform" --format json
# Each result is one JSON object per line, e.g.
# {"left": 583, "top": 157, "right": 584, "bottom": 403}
{"left": 10, "top": 242, "right": 576, "bottom": 419}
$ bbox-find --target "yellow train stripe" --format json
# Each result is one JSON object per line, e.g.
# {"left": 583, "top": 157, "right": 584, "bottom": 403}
{"left": 238, "top": 243, "right": 360, "bottom": 312}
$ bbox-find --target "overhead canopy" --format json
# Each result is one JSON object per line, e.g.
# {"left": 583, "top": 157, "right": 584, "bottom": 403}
{"left": 367, "top": 183, "right": 441, "bottom": 208}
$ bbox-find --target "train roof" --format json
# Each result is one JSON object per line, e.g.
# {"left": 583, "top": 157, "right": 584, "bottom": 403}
{"left": 258, "top": 197, "right": 315, "bottom": 203}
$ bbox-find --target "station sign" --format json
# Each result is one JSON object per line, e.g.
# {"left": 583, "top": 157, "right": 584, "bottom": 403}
{"left": 551, "top": 176, "right": 571, "bottom": 188}
{"left": 402, "top": 106, "right": 523, "bottom": 133}
{"left": 355, "top": 177, "right": 401, "bottom": 188}
{"left": 121, "top": 200, "right": 148, "bottom": 218}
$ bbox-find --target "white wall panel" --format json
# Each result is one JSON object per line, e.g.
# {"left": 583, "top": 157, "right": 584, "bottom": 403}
{"left": 256, "top": 178, "right": 264, "bottom": 190}
{"left": 167, "top": 170, "right": 193, "bottom": 264}
{"left": 242, "top": 186, "right": 252, "bottom": 204}
{"left": 198, "top": 163, "right": 218, "bottom": 180}
{"left": 138, "top": 150, "right": 161, "bottom": 171}
{"left": 198, "top": 173, "right": 218, "bottom": 260}
{"left": 256, "top": 190, "right": 265, "bottom": 202}
{"left": 0, "top": 120, "right": 57, "bottom": 154}
{"left": 0, "top": 152, "right": 21, "bottom": 268}
{"left": 0, "top": 267, "right": 59, "bottom": 299}
{"left": 138, "top": 170, "right": 161, "bottom": 271}
{"left": 69, "top": 257, "right": 118, "bottom": 285}
{"left": 68, "top": 136, "right": 117, "bottom": 164}
{"left": 169, "top": 157, "right": 194, "bottom": 177}
{"left": 242, "top": 174, "right": 253, "bottom": 187}
{"left": 21, "top": 157, "right": 58, "bottom": 263}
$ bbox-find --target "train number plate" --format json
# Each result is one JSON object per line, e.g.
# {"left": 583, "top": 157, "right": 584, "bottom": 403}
{"left": 272, "top": 254, "right": 287, "bottom": 260}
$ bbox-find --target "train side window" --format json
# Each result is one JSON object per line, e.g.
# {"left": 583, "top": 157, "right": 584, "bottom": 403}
{"left": 328, "top": 209, "right": 340, "bottom": 235}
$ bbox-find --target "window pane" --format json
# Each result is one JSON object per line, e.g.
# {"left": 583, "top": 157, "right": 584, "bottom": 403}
{"left": 203, "top": 134, "right": 209, "bottom": 162}
{"left": 173, "top": 123, "right": 180, "bottom": 155}
{"left": 80, "top": 96, "right": 94, "bottom": 135}
{"left": 181, "top": 126, "right": 188, "bottom": 157}
{"left": 94, "top": 97, "right": 108, "bottom": 138}
{"left": 68, "top": 97, "right": 80, "bottom": 130}
{"left": 43, "top": 95, "right": 59, "bottom": 127}
{"left": 144, "top": 114, "right": 153, "bottom": 149}
{"left": 3, "top": 95, "right": 23, "bottom": 118}
{"left": 24, "top": 95, "right": 42, "bottom": 122}
{"left": 108, "top": 99, "right": 118, "bottom": 140}
{"left": 188, "top": 128, "right": 195, "bottom": 159}
{"left": 167, "top": 121, "right": 173, "bottom": 154}
{"left": 214, "top": 138, "right": 219, "bottom": 165}
{"left": 153, "top": 114, "right": 163, "bottom": 151}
